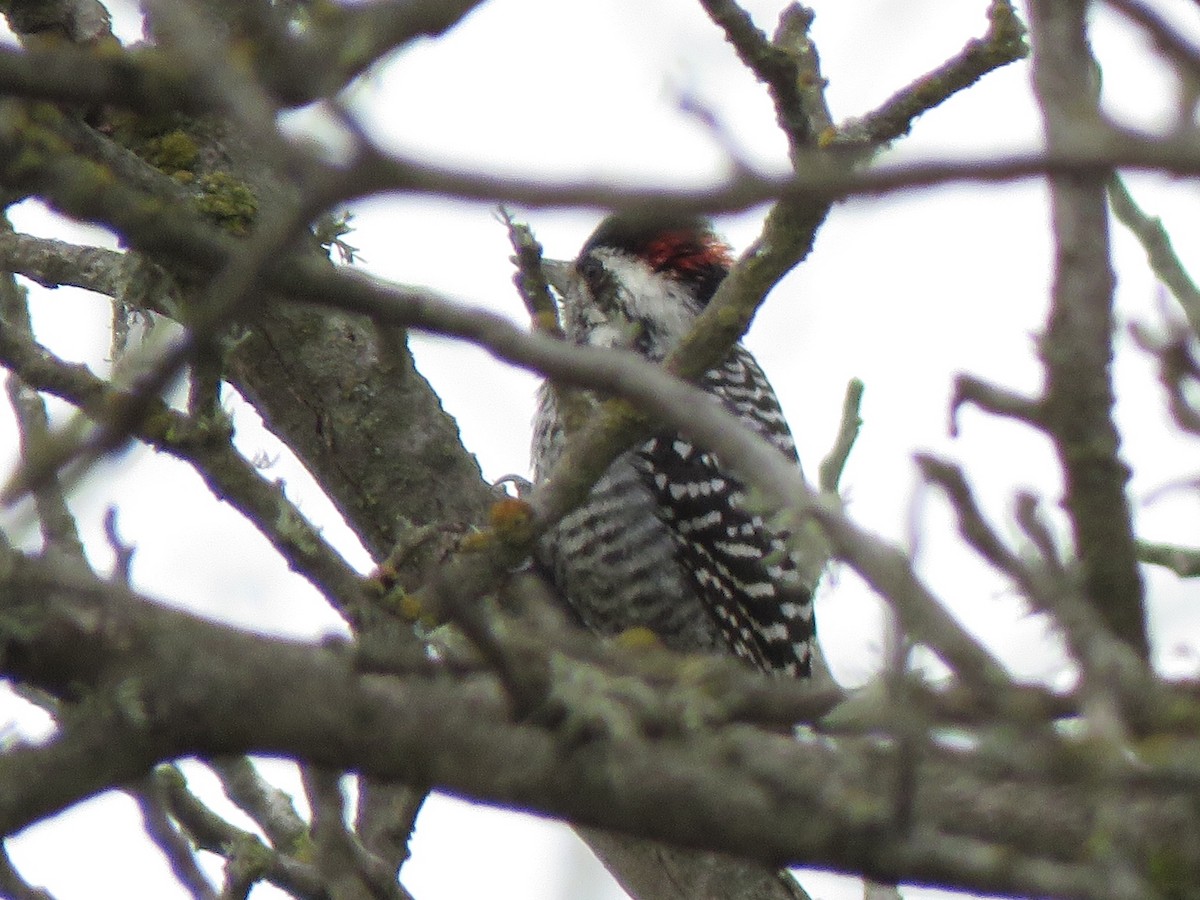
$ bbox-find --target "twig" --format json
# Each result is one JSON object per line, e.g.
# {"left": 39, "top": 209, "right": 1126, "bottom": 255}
{"left": 1108, "top": 174, "right": 1200, "bottom": 336}
{"left": 915, "top": 455, "right": 1031, "bottom": 581}
{"left": 209, "top": 757, "right": 307, "bottom": 853}
{"left": 1136, "top": 539, "right": 1200, "bottom": 578}
{"left": 818, "top": 377, "right": 863, "bottom": 494}
{"left": 696, "top": 0, "right": 820, "bottom": 155}
{"left": 950, "top": 374, "right": 1043, "bottom": 434}
{"left": 1013, "top": 492, "right": 1066, "bottom": 574}
{"left": 1105, "top": 0, "right": 1200, "bottom": 84}
{"left": 154, "top": 765, "right": 326, "bottom": 900}
{"left": 355, "top": 781, "right": 427, "bottom": 879}
{"left": 809, "top": 502, "right": 1010, "bottom": 692}
{"left": 498, "top": 207, "right": 562, "bottom": 338}
{"left": 500, "top": 208, "right": 593, "bottom": 438}
{"left": 302, "top": 766, "right": 413, "bottom": 900}
{"left": 837, "top": 0, "right": 1027, "bottom": 148}
{"left": 916, "top": 455, "right": 1150, "bottom": 708}
{"left": 102, "top": 507, "right": 135, "bottom": 584}
{"left": 0, "top": 321, "right": 376, "bottom": 626}
{"left": 1130, "top": 319, "right": 1200, "bottom": 434}
{"left": 0, "top": 268, "right": 85, "bottom": 561}
{"left": 133, "top": 773, "right": 218, "bottom": 900}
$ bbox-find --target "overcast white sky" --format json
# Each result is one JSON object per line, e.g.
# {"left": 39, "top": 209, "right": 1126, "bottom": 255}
{"left": 2, "top": 0, "right": 1200, "bottom": 898}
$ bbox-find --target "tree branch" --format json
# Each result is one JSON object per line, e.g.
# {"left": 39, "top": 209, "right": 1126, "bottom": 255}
{"left": 1136, "top": 539, "right": 1200, "bottom": 578}
{"left": 153, "top": 765, "right": 326, "bottom": 899}
{"left": 1028, "top": 0, "right": 1147, "bottom": 657}
{"left": 818, "top": 377, "right": 864, "bottom": 494}
{"left": 133, "top": 774, "right": 219, "bottom": 900}
{"left": 0, "top": 547, "right": 1194, "bottom": 898}
{"left": 1108, "top": 174, "right": 1200, "bottom": 337}
{"left": 0, "top": 319, "right": 379, "bottom": 627}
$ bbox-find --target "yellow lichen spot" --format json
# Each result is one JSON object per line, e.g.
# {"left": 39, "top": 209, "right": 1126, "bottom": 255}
{"left": 396, "top": 591, "right": 423, "bottom": 622}
{"left": 10, "top": 147, "right": 45, "bottom": 179}
{"left": 290, "top": 831, "right": 316, "bottom": 864}
{"left": 195, "top": 171, "right": 258, "bottom": 235}
{"left": 90, "top": 35, "right": 126, "bottom": 60}
{"left": 458, "top": 531, "right": 493, "bottom": 553}
{"left": 27, "top": 102, "right": 65, "bottom": 128}
{"left": 228, "top": 833, "right": 273, "bottom": 879}
{"left": 817, "top": 126, "right": 839, "bottom": 148}
{"left": 369, "top": 562, "right": 398, "bottom": 594}
{"left": 614, "top": 626, "right": 662, "bottom": 651}
{"left": 144, "top": 128, "right": 198, "bottom": 173}
{"left": 489, "top": 497, "right": 534, "bottom": 539}
{"left": 83, "top": 160, "right": 117, "bottom": 187}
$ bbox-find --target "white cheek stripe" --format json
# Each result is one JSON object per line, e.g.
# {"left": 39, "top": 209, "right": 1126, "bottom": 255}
{"left": 564, "top": 250, "right": 699, "bottom": 351}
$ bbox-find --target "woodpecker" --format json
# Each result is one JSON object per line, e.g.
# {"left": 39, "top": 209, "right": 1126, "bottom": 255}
{"left": 531, "top": 214, "right": 814, "bottom": 677}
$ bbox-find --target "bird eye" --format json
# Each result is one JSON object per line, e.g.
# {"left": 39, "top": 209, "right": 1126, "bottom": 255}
{"left": 576, "top": 255, "right": 608, "bottom": 295}
{"left": 576, "top": 255, "right": 604, "bottom": 290}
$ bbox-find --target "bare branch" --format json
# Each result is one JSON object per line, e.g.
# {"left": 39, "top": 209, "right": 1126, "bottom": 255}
{"left": 0, "top": 321, "right": 379, "bottom": 627}
{"left": 355, "top": 781, "right": 427, "bottom": 881}
{"left": 1013, "top": 491, "right": 1067, "bottom": 574}
{"left": 0, "top": 231, "right": 129, "bottom": 296}
{"left": 102, "top": 507, "right": 135, "bottom": 583}
{"left": 500, "top": 210, "right": 591, "bottom": 437}
{"left": 916, "top": 456, "right": 1152, "bottom": 715}
{"left": 1109, "top": 175, "right": 1200, "bottom": 336}
{"left": 210, "top": 757, "right": 307, "bottom": 853}
{"left": 0, "top": 547, "right": 1191, "bottom": 899}
{"left": 1028, "top": 0, "right": 1147, "bottom": 657}
{"left": 154, "top": 765, "right": 326, "bottom": 900}
{"left": 302, "top": 767, "right": 413, "bottom": 900}
{"left": 818, "top": 377, "right": 864, "bottom": 494}
{"left": 1105, "top": 0, "right": 1200, "bottom": 84}
{"left": 1137, "top": 539, "right": 1200, "bottom": 578}
{"left": 0, "top": 0, "right": 484, "bottom": 111}
{"left": 500, "top": 209, "right": 562, "bottom": 338}
{"left": 835, "top": 0, "right": 1028, "bottom": 148}
{"left": 133, "top": 775, "right": 218, "bottom": 900}
{"left": 696, "top": 0, "right": 822, "bottom": 155}
{"left": 0, "top": 263, "right": 85, "bottom": 560}
{"left": 950, "top": 374, "right": 1043, "bottom": 434}
{"left": 1130, "top": 319, "right": 1200, "bottom": 434}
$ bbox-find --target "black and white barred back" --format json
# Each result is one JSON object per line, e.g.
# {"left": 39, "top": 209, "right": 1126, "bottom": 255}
{"left": 532, "top": 214, "right": 814, "bottom": 677}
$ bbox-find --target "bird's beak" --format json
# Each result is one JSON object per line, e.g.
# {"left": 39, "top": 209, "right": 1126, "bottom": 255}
{"left": 540, "top": 258, "right": 574, "bottom": 297}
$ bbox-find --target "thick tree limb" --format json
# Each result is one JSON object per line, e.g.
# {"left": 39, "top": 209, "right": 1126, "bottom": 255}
{"left": 0, "top": 549, "right": 1195, "bottom": 898}
{"left": 1028, "top": 0, "right": 1147, "bottom": 657}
